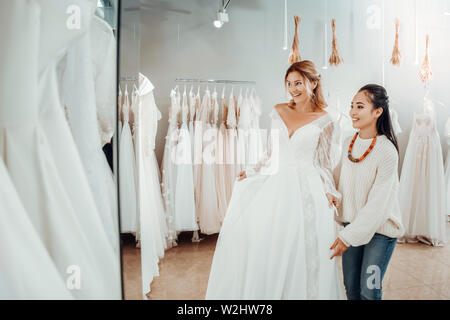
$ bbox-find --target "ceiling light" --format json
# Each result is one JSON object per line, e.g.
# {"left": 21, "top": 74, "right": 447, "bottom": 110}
{"left": 214, "top": 9, "right": 229, "bottom": 28}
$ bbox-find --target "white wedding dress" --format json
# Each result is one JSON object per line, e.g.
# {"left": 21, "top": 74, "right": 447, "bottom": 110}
{"left": 173, "top": 89, "right": 198, "bottom": 231}
{"left": 399, "top": 111, "right": 447, "bottom": 246}
{"left": 161, "top": 88, "right": 181, "bottom": 245}
{"left": 206, "top": 108, "right": 344, "bottom": 300}
{"left": 444, "top": 118, "right": 450, "bottom": 219}
{"left": 119, "top": 88, "right": 138, "bottom": 233}
{"left": 0, "top": 158, "right": 72, "bottom": 299}
{"left": 58, "top": 15, "right": 118, "bottom": 250}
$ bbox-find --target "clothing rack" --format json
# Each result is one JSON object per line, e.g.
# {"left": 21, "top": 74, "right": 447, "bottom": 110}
{"left": 120, "top": 76, "right": 138, "bottom": 81}
{"left": 175, "top": 78, "right": 256, "bottom": 85}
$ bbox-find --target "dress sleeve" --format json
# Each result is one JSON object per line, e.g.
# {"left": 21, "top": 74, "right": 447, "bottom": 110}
{"left": 93, "top": 25, "right": 117, "bottom": 147}
{"left": 313, "top": 119, "right": 342, "bottom": 200}
{"left": 338, "top": 148, "right": 399, "bottom": 247}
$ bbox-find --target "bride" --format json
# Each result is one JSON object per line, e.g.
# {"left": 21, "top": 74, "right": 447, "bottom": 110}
{"left": 206, "top": 60, "right": 344, "bottom": 300}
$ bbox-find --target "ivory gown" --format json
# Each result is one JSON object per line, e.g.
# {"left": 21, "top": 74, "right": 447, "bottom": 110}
{"left": 173, "top": 89, "right": 198, "bottom": 231}
{"left": 399, "top": 112, "right": 447, "bottom": 246}
{"left": 206, "top": 109, "right": 344, "bottom": 299}
{"left": 119, "top": 88, "right": 138, "bottom": 233}
{"left": 197, "top": 89, "right": 221, "bottom": 234}
{"left": 215, "top": 89, "right": 230, "bottom": 221}
{"left": 224, "top": 91, "right": 239, "bottom": 203}
{"left": 161, "top": 88, "right": 181, "bottom": 245}
{"left": 0, "top": 157, "right": 72, "bottom": 299}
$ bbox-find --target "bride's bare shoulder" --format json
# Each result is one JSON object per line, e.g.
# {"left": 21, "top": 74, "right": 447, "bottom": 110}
{"left": 274, "top": 103, "right": 288, "bottom": 112}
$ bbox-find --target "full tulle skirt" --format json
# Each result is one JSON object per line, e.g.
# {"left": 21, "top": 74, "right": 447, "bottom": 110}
{"left": 206, "top": 164, "right": 344, "bottom": 300}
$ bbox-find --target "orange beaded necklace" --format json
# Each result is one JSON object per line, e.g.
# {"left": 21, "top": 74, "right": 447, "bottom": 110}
{"left": 347, "top": 132, "right": 377, "bottom": 163}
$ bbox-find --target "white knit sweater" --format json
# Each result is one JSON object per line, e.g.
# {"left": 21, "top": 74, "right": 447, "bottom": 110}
{"left": 335, "top": 134, "right": 404, "bottom": 247}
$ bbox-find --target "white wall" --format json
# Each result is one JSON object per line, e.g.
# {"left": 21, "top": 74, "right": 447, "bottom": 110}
{"left": 138, "top": 0, "right": 450, "bottom": 170}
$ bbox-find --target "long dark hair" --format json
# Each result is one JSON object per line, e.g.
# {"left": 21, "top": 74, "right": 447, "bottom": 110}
{"left": 358, "top": 84, "right": 399, "bottom": 153}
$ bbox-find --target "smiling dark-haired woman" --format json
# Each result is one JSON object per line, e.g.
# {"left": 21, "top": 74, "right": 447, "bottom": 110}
{"left": 329, "top": 84, "right": 404, "bottom": 300}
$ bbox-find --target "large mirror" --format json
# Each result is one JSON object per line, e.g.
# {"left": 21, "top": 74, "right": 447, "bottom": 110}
{"left": 0, "top": 0, "right": 121, "bottom": 299}
{"left": 118, "top": 0, "right": 450, "bottom": 300}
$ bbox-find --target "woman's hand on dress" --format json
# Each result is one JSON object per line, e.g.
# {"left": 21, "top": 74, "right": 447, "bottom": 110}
{"left": 237, "top": 171, "right": 247, "bottom": 181}
{"left": 326, "top": 193, "right": 340, "bottom": 209}
{"left": 330, "top": 238, "right": 349, "bottom": 259}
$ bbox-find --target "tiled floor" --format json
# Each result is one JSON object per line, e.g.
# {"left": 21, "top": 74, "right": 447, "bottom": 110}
{"left": 123, "top": 223, "right": 450, "bottom": 300}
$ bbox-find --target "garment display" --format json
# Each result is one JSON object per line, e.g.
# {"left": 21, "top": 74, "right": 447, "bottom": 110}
{"left": 132, "top": 73, "right": 170, "bottom": 298}
{"left": 445, "top": 118, "right": 450, "bottom": 218}
{"left": 197, "top": 89, "right": 221, "bottom": 234}
{"left": 0, "top": 0, "right": 120, "bottom": 299}
{"left": 161, "top": 84, "right": 263, "bottom": 235}
{"left": 119, "top": 87, "right": 138, "bottom": 233}
{"left": 173, "top": 89, "right": 198, "bottom": 231}
{"left": 91, "top": 16, "right": 117, "bottom": 148}
{"left": 225, "top": 90, "right": 239, "bottom": 203}
{"left": 58, "top": 14, "right": 118, "bottom": 250}
{"left": 161, "top": 88, "right": 181, "bottom": 245}
{"left": 399, "top": 109, "right": 447, "bottom": 246}
{"left": 215, "top": 89, "right": 230, "bottom": 221}
{"left": 0, "top": 158, "right": 72, "bottom": 299}
{"left": 206, "top": 109, "right": 344, "bottom": 299}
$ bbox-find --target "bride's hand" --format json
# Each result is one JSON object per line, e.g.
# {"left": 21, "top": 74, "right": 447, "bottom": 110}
{"left": 237, "top": 171, "right": 247, "bottom": 181}
{"left": 326, "top": 193, "right": 340, "bottom": 209}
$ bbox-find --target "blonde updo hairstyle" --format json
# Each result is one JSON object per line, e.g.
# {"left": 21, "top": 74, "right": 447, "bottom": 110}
{"left": 284, "top": 60, "right": 327, "bottom": 110}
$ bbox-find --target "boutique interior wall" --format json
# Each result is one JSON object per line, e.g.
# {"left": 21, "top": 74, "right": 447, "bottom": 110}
{"left": 138, "top": 0, "right": 450, "bottom": 171}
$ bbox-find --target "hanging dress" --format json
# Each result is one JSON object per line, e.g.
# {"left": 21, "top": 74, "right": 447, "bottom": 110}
{"left": 119, "top": 87, "right": 138, "bottom": 233}
{"left": 0, "top": 157, "right": 73, "bottom": 299}
{"left": 188, "top": 87, "right": 197, "bottom": 171}
{"left": 215, "top": 88, "right": 230, "bottom": 221}
{"left": 235, "top": 90, "right": 246, "bottom": 173}
{"left": 135, "top": 73, "right": 170, "bottom": 298}
{"left": 248, "top": 88, "right": 264, "bottom": 166}
{"left": 445, "top": 118, "right": 450, "bottom": 219}
{"left": 0, "top": 0, "right": 120, "bottom": 299}
{"left": 192, "top": 88, "right": 203, "bottom": 217}
{"left": 399, "top": 112, "right": 447, "bottom": 246}
{"left": 197, "top": 89, "right": 221, "bottom": 234}
{"left": 225, "top": 90, "right": 239, "bottom": 203}
{"left": 132, "top": 87, "right": 142, "bottom": 240}
{"left": 161, "top": 88, "right": 181, "bottom": 246}
{"left": 58, "top": 15, "right": 118, "bottom": 250}
{"left": 173, "top": 89, "right": 198, "bottom": 232}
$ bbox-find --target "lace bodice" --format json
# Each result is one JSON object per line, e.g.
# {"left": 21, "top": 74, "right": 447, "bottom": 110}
{"left": 412, "top": 113, "right": 437, "bottom": 137}
{"left": 169, "top": 89, "right": 181, "bottom": 127}
{"left": 188, "top": 89, "right": 196, "bottom": 123}
{"left": 181, "top": 91, "right": 189, "bottom": 126}
{"left": 246, "top": 108, "right": 341, "bottom": 199}
{"left": 226, "top": 92, "right": 237, "bottom": 128}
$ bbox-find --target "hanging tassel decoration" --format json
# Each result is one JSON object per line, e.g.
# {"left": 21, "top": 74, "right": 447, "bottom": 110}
{"left": 288, "top": 16, "right": 302, "bottom": 64}
{"left": 390, "top": 18, "right": 402, "bottom": 66}
{"left": 419, "top": 34, "right": 433, "bottom": 83}
{"left": 329, "top": 18, "right": 343, "bottom": 66}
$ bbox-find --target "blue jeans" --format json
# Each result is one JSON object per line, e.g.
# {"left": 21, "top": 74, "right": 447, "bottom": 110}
{"left": 341, "top": 225, "right": 397, "bottom": 300}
